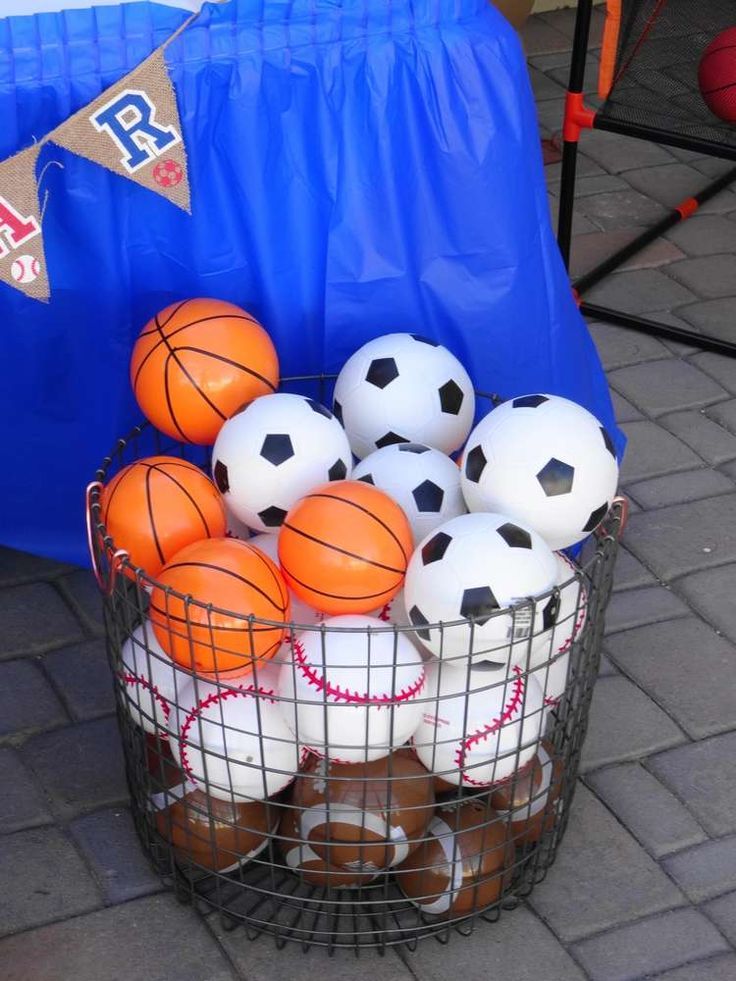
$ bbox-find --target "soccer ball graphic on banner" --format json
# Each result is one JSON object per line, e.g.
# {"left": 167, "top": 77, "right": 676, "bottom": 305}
{"left": 333, "top": 333, "right": 475, "bottom": 459}
{"left": 403, "top": 512, "right": 558, "bottom": 668}
{"left": 212, "top": 393, "right": 352, "bottom": 533}
{"left": 352, "top": 442, "right": 467, "bottom": 546}
{"left": 461, "top": 394, "right": 619, "bottom": 550}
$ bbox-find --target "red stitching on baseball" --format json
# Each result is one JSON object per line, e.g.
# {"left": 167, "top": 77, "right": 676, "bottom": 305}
{"left": 557, "top": 590, "right": 587, "bottom": 654}
{"left": 544, "top": 696, "right": 560, "bottom": 707}
{"left": 555, "top": 556, "right": 587, "bottom": 655}
{"left": 292, "top": 639, "right": 425, "bottom": 706}
{"left": 377, "top": 602, "right": 392, "bottom": 623}
{"left": 454, "top": 667, "right": 525, "bottom": 786}
{"left": 120, "top": 672, "right": 171, "bottom": 723}
{"left": 178, "top": 683, "right": 277, "bottom": 783}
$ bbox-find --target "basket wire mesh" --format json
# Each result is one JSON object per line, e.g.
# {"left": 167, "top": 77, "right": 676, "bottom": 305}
{"left": 87, "top": 381, "right": 622, "bottom": 951}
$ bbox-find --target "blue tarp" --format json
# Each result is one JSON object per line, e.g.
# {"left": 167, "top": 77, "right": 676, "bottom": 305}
{"left": 0, "top": 0, "right": 623, "bottom": 566}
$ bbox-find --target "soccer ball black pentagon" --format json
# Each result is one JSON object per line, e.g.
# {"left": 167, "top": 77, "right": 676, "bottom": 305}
{"left": 460, "top": 394, "right": 619, "bottom": 549}
{"left": 212, "top": 393, "right": 352, "bottom": 533}
{"left": 403, "top": 512, "right": 557, "bottom": 668}
{"left": 351, "top": 442, "right": 466, "bottom": 545}
{"left": 333, "top": 333, "right": 475, "bottom": 459}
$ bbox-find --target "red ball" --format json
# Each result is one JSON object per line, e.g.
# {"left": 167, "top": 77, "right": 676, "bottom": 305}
{"left": 698, "top": 28, "right": 736, "bottom": 124}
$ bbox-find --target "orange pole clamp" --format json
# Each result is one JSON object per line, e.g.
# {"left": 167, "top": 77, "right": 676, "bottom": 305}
{"left": 563, "top": 92, "right": 597, "bottom": 143}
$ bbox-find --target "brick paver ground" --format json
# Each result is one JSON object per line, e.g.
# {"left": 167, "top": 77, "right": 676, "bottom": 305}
{"left": 2, "top": 9, "right": 736, "bottom": 979}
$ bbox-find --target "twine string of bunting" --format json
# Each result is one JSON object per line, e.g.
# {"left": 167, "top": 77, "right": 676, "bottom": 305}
{"left": 0, "top": 4, "right": 210, "bottom": 302}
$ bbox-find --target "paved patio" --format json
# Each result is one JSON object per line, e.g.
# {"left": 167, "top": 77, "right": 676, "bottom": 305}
{"left": 3, "top": 8, "right": 736, "bottom": 981}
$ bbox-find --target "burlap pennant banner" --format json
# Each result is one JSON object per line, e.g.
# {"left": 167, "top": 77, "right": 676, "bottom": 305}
{"left": 0, "top": 11, "right": 196, "bottom": 302}
{"left": 53, "top": 48, "right": 190, "bottom": 214}
{"left": 0, "top": 144, "right": 50, "bottom": 301}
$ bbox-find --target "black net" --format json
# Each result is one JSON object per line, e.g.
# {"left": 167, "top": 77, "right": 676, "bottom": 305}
{"left": 598, "top": 0, "right": 736, "bottom": 157}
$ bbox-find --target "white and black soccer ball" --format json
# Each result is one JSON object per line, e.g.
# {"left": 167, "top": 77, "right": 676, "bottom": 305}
{"left": 460, "top": 394, "right": 619, "bottom": 550}
{"left": 403, "top": 512, "right": 558, "bottom": 669}
{"left": 212, "top": 393, "right": 352, "bottom": 533}
{"left": 333, "top": 333, "right": 475, "bottom": 459}
{"left": 352, "top": 442, "right": 467, "bottom": 546}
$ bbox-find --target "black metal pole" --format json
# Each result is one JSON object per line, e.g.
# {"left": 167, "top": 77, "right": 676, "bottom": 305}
{"left": 581, "top": 303, "right": 736, "bottom": 358}
{"left": 557, "top": 0, "right": 595, "bottom": 268}
{"left": 574, "top": 166, "right": 736, "bottom": 294}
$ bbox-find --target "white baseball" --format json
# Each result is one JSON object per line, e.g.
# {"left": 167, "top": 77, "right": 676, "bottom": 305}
{"left": 120, "top": 622, "right": 190, "bottom": 736}
{"left": 277, "top": 616, "right": 426, "bottom": 763}
{"left": 11, "top": 254, "right": 41, "bottom": 284}
{"left": 535, "top": 651, "right": 571, "bottom": 714}
{"left": 170, "top": 664, "right": 301, "bottom": 802}
{"left": 412, "top": 661, "right": 544, "bottom": 787}
{"left": 529, "top": 552, "right": 588, "bottom": 664}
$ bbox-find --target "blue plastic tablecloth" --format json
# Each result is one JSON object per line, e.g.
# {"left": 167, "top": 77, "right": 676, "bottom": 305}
{"left": 0, "top": 0, "right": 622, "bottom": 565}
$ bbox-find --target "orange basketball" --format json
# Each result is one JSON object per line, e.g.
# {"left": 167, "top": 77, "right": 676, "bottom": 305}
{"left": 278, "top": 480, "right": 413, "bottom": 615}
{"left": 101, "top": 456, "right": 226, "bottom": 579}
{"left": 150, "top": 538, "right": 290, "bottom": 677}
{"left": 130, "top": 298, "right": 279, "bottom": 445}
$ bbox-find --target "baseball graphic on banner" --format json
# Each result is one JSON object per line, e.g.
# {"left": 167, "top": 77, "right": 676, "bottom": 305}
{"left": 11, "top": 254, "right": 41, "bottom": 284}
{"left": 0, "top": 144, "right": 49, "bottom": 300}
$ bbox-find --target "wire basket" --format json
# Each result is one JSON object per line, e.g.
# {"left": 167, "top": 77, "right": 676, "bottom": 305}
{"left": 86, "top": 380, "right": 624, "bottom": 952}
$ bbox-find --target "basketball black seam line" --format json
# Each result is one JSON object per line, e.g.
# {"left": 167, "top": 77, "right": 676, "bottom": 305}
{"left": 149, "top": 605, "right": 281, "bottom": 632}
{"left": 702, "top": 81, "right": 736, "bottom": 97}
{"left": 174, "top": 345, "right": 277, "bottom": 392}
{"left": 278, "top": 562, "right": 402, "bottom": 602}
{"left": 149, "top": 463, "right": 215, "bottom": 539}
{"left": 282, "top": 521, "right": 405, "bottom": 575}
{"left": 102, "top": 461, "right": 138, "bottom": 522}
{"left": 246, "top": 544, "right": 289, "bottom": 608}
{"left": 140, "top": 309, "right": 259, "bottom": 342}
{"left": 132, "top": 311, "right": 260, "bottom": 391}
{"left": 136, "top": 298, "right": 191, "bottom": 338}
{"left": 145, "top": 466, "right": 166, "bottom": 565}
{"left": 132, "top": 301, "right": 192, "bottom": 392}
{"left": 164, "top": 348, "right": 195, "bottom": 443}
{"left": 160, "top": 560, "right": 288, "bottom": 613}
{"left": 300, "top": 492, "right": 409, "bottom": 563}
{"left": 137, "top": 459, "right": 203, "bottom": 475}
{"left": 158, "top": 318, "right": 230, "bottom": 428}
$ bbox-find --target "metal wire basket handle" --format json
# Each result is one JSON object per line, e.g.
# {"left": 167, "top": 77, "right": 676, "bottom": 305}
{"left": 86, "top": 481, "right": 128, "bottom": 597}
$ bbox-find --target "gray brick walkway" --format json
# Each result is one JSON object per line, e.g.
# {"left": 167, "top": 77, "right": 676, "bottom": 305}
{"left": 2, "top": 9, "right": 736, "bottom": 979}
